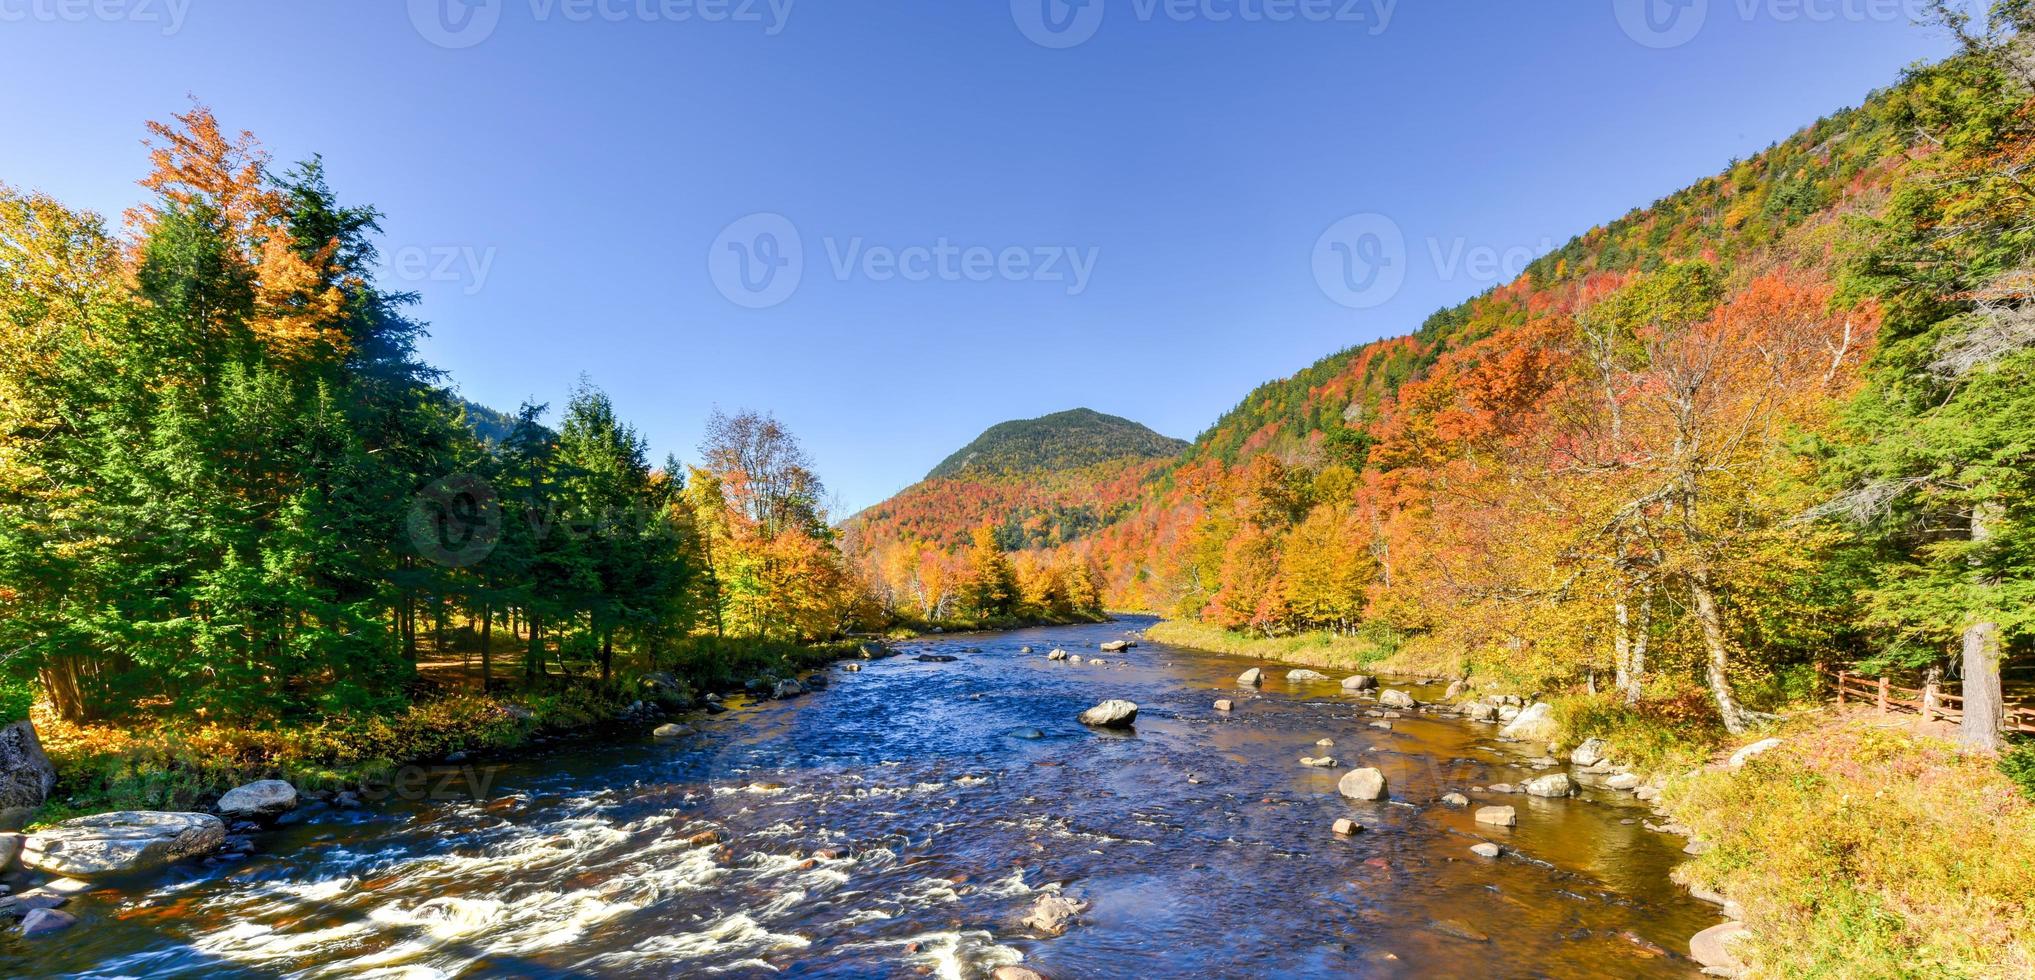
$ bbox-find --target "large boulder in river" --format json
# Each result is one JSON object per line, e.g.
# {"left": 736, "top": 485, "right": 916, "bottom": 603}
{"left": 1499, "top": 702, "right": 1556, "bottom": 740}
{"left": 1378, "top": 689, "right": 1418, "bottom": 710}
{"left": 216, "top": 780, "right": 298, "bottom": 823}
{"left": 0, "top": 721, "right": 56, "bottom": 829}
{"left": 1340, "top": 674, "right": 1375, "bottom": 691}
{"left": 23, "top": 811, "right": 225, "bottom": 879}
{"left": 1078, "top": 699, "right": 1139, "bottom": 729}
{"left": 1022, "top": 892, "right": 1086, "bottom": 936}
{"left": 1237, "top": 667, "right": 1263, "bottom": 687}
{"left": 1570, "top": 737, "right": 1610, "bottom": 767}
{"left": 1522, "top": 772, "right": 1575, "bottom": 798}
{"left": 1286, "top": 669, "right": 1330, "bottom": 682}
{"left": 1337, "top": 767, "right": 1388, "bottom": 801}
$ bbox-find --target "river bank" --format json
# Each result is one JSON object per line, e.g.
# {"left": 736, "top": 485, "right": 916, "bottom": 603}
{"left": 2, "top": 617, "right": 1723, "bottom": 976}
{"left": 1135, "top": 618, "right": 2035, "bottom": 977}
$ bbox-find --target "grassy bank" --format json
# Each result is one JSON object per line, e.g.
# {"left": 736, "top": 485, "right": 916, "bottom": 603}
{"left": 1141, "top": 618, "right": 1463, "bottom": 677}
{"left": 28, "top": 636, "right": 858, "bottom": 824}
{"left": 1663, "top": 722, "right": 2035, "bottom": 978}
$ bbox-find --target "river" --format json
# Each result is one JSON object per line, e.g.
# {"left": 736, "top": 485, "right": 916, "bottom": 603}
{"left": 5, "top": 616, "right": 1718, "bottom": 978}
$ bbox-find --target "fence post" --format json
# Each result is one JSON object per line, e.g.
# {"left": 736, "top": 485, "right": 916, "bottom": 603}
{"left": 1878, "top": 676, "right": 1890, "bottom": 714}
{"left": 1922, "top": 666, "right": 1942, "bottom": 722}
{"left": 1837, "top": 670, "right": 1848, "bottom": 707}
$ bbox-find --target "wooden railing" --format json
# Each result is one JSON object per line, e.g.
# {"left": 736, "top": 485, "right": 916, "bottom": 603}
{"left": 1831, "top": 669, "right": 2035, "bottom": 734}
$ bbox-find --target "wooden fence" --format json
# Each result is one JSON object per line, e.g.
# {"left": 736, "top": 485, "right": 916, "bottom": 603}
{"left": 1831, "top": 669, "right": 2035, "bottom": 734}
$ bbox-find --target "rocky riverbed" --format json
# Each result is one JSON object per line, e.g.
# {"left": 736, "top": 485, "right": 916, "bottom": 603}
{"left": 0, "top": 616, "right": 1722, "bottom": 977}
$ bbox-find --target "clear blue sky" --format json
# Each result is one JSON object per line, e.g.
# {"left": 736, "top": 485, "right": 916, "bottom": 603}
{"left": 0, "top": 1, "right": 1957, "bottom": 514}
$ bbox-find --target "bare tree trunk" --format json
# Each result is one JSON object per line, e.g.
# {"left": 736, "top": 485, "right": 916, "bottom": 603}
{"left": 1961, "top": 501, "right": 2006, "bottom": 752}
{"left": 1688, "top": 567, "right": 1747, "bottom": 735}
{"left": 480, "top": 601, "right": 494, "bottom": 695}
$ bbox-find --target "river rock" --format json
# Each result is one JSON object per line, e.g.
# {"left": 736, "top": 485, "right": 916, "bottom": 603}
{"left": 1078, "top": 699, "right": 1138, "bottom": 729}
{"left": 1474, "top": 805, "right": 1517, "bottom": 827}
{"left": 653, "top": 722, "right": 696, "bottom": 738}
{"left": 0, "top": 721, "right": 56, "bottom": 829}
{"left": 1237, "top": 667, "right": 1263, "bottom": 687}
{"left": 1332, "top": 818, "right": 1361, "bottom": 835}
{"left": 216, "top": 780, "right": 297, "bottom": 823}
{"left": 1499, "top": 702, "right": 1556, "bottom": 740}
{"left": 1634, "top": 785, "right": 1662, "bottom": 802}
{"left": 1212, "top": 698, "right": 1233, "bottom": 712}
{"left": 1341, "top": 674, "right": 1375, "bottom": 691}
{"left": 1019, "top": 646, "right": 1033, "bottom": 654}
{"left": 1444, "top": 680, "right": 1468, "bottom": 700}
{"left": 1522, "top": 772, "right": 1574, "bottom": 798}
{"left": 1286, "top": 669, "right": 1330, "bottom": 682}
{"left": 1441, "top": 792, "right": 1469, "bottom": 807}
{"left": 843, "top": 662, "right": 862, "bottom": 672}
{"left": 1299, "top": 756, "right": 1337, "bottom": 768}
{"left": 1011, "top": 727, "right": 1046, "bottom": 740}
{"left": 1337, "top": 767, "right": 1388, "bottom": 801}
{"left": 1022, "top": 893, "right": 1085, "bottom": 936}
{"left": 1369, "top": 720, "right": 1393, "bottom": 731}
{"left": 1728, "top": 737, "right": 1784, "bottom": 768}
{"left": 1379, "top": 689, "right": 1418, "bottom": 710}
{"left": 992, "top": 967, "right": 1049, "bottom": 980}
{"left": 1486, "top": 782, "right": 1517, "bottom": 794}
{"left": 1689, "top": 921, "right": 1750, "bottom": 974}
{"left": 1570, "top": 737, "right": 1610, "bottom": 767}
{"left": 18, "top": 907, "right": 76, "bottom": 938}
{"left": 914, "top": 654, "right": 957, "bottom": 664}
{"left": 1463, "top": 702, "right": 1498, "bottom": 722}
{"left": 1099, "top": 640, "right": 1130, "bottom": 653}
{"left": 1470, "top": 842, "right": 1502, "bottom": 858}
{"left": 1497, "top": 704, "right": 1521, "bottom": 723}
{"left": 1047, "top": 649, "right": 1067, "bottom": 660}
{"left": 1605, "top": 772, "right": 1642, "bottom": 791}
{"left": 1067, "top": 654, "right": 1083, "bottom": 664}
{"left": 23, "top": 811, "right": 225, "bottom": 879}
{"left": 858, "top": 642, "right": 896, "bottom": 659}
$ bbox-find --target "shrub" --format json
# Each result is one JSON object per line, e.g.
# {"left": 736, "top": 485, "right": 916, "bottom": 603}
{"left": 2002, "top": 738, "right": 2035, "bottom": 801}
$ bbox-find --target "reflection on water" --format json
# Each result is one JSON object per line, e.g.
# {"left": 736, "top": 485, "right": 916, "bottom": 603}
{"left": 2, "top": 616, "right": 1716, "bottom": 978}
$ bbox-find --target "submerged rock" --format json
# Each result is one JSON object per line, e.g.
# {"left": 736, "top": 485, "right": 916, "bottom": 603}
{"left": 1337, "top": 767, "right": 1388, "bottom": 801}
{"left": 18, "top": 907, "right": 76, "bottom": 938}
{"left": 1474, "top": 805, "right": 1517, "bottom": 827}
{"left": 1078, "top": 699, "right": 1139, "bottom": 729}
{"left": 23, "top": 811, "right": 225, "bottom": 879}
{"left": 216, "top": 780, "right": 297, "bottom": 823}
{"left": 915, "top": 654, "right": 958, "bottom": 663}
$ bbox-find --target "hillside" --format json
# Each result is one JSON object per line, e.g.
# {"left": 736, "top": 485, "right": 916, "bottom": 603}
{"left": 926, "top": 408, "right": 1188, "bottom": 480}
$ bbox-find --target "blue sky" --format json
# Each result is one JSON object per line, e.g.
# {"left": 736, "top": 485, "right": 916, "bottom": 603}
{"left": 0, "top": 0, "right": 1958, "bottom": 514}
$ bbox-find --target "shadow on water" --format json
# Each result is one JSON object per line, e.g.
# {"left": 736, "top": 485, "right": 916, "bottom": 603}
{"left": 0, "top": 616, "right": 1721, "bottom": 978}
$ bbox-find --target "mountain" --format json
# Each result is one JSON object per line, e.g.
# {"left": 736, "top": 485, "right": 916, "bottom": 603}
{"left": 926, "top": 408, "right": 1189, "bottom": 480}
{"left": 842, "top": 409, "right": 1186, "bottom": 566}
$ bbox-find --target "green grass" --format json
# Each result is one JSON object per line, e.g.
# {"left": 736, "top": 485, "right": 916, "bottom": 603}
{"left": 1544, "top": 691, "right": 1725, "bottom": 775}
{"left": 1142, "top": 619, "right": 1393, "bottom": 672}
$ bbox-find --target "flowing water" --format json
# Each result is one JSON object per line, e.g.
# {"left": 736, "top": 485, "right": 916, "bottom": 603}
{"left": 4, "top": 617, "right": 1721, "bottom": 978}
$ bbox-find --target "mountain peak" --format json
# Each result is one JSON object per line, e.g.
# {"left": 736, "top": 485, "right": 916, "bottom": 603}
{"left": 926, "top": 408, "right": 1188, "bottom": 481}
